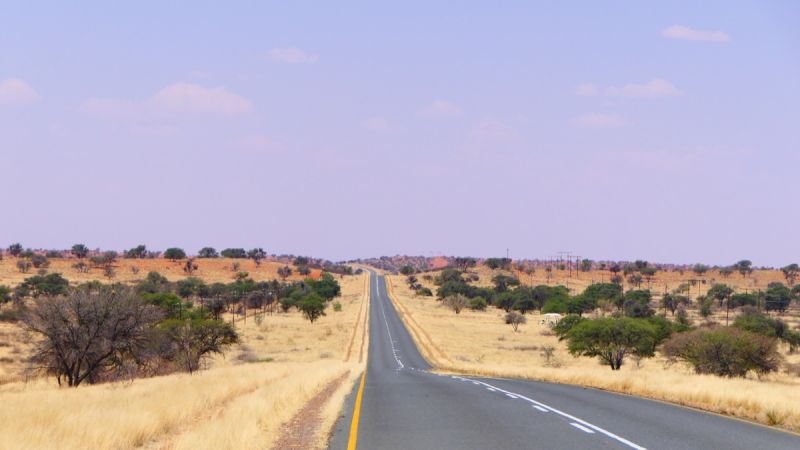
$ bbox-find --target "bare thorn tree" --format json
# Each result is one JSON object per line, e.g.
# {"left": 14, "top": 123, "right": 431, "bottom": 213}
{"left": 21, "top": 288, "right": 162, "bottom": 387}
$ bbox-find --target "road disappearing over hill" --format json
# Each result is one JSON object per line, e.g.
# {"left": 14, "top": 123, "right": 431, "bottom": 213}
{"left": 329, "top": 272, "right": 800, "bottom": 449}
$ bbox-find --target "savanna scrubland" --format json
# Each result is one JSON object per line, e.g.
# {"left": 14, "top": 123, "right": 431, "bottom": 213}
{"left": 387, "top": 262, "right": 800, "bottom": 432}
{"left": 0, "top": 253, "right": 369, "bottom": 450}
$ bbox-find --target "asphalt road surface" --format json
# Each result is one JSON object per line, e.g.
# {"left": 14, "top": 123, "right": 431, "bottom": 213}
{"left": 329, "top": 272, "right": 800, "bottom": 449}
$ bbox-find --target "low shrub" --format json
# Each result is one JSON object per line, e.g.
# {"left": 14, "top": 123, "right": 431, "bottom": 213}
{"left": 663, "top": 326, "right": 782, "bottom": 377}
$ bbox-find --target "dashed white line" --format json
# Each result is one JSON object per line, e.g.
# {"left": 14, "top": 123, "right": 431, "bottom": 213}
{"left": 378, "top": 278, "right": 404, "bottom": 370}
{"left": 532, "top": 405, "right": 549, "bottom": 412}
{"left": 571, "top": 423, "right": 596, "bottom": 434}
{"left": 459, "top": 377, "right": 647, "bottom": 450}
{"left": 505, "top": 393, "right": 518, "bottom": 399}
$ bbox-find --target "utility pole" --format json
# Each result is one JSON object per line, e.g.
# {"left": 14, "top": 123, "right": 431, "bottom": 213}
{"left": 558, "top": 251, "right": 573, "bottom": 277}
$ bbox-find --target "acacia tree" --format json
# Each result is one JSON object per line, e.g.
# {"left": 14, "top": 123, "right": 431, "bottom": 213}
{"left": 719, "top": 267, "right": 734, "bottom": 278}
{"left": 7, "top": 243, "right": 22, "bottom": 257}
{"left": 159, "top": 319, "right": 238, "bottom": 373}
{"left": 454, "top": 257, "right": 477, "bottom": 272}
{"left": 707, "top": 284, "right": 734, "bottom": 325}
{"left": 71, "top": 244, "right": 89, "bottom": 259}
{"left": 734, "top": 260, "right": 753, "bottom": 277}
{"left": 565, "top": 317, "right": 656, "bottom": 370}
{"left": 661, "top": 293, "right": 690, "bottom": 316}
{"left": 21, "top": 289, "right": 162, "bottom": 386}
{"left": 399, "top": 265, "right": 416, "bottom": 275}
{"left": 765, "top": 282, "right": 792, "bottom": 313}
{"left": 782, "top": 264, "right": 799, "bottom": 286}
{"left": 247, "top": 248, "right": 267, "bottom": 266}
{"left": 221, "top": 248, "right": 247, "bottom": 259}
{"left": 298, "top": 292, "right": 326, "bottom": 323}
{"left": 277, "top": 265, "right": 292, "bottom": 281}
{"left": 124, "top": 245, "right": 148, "bottom": 259}
{"left": 198, "top": 247, "right": 219, "bottom": 258}
{"left": 485, "top": 258, "right": 511, "bottom": 270}
{"left": 692, "top": 264, "right": 709, "bottom": 277}
{"left": 164, "top": 248, "right": 186, "bottom": 261}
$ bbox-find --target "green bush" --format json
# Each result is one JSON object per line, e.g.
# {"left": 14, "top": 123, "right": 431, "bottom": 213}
{"left": 553, "top": 315, "right": 585, "bottom": 340}
{"left": 663, "top": 326, "right": 782, "bottom": 377}
{"left": 468, "top": 297, "right": 487, "bottom": 311}
{"left": 416, "top": 287, "right": 433, "bottom": 297}
{"left": 623, "top": 290, "right": 653, "bottom": 318}
{"left": 163, "top": 248, "right": 187, "bottom": 261}
{"left": 221, "top": 248, "right": 247, "bottom": 259}
{"left": 17, "top": 273, "right": 70, "bottom": 298}
{"left": 299, "top": 292, "right": 327, "bottom": 323}
{"left": 565, "top": 317, "right": 656, "bottom": 370}
{"left": 542, "top": 297, "right": 568, "bottom": 314}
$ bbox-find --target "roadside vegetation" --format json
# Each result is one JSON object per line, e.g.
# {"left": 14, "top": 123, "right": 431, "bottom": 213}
{"left": 0, "top": 243, "right": 368, "bottom": 450}
{"left": 390, "top": 257, "right": 800, "bottom": 431}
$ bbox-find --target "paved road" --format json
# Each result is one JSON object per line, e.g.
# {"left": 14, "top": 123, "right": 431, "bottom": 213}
{"left": 329, "top": 272, "right": 800, "bottom": 449}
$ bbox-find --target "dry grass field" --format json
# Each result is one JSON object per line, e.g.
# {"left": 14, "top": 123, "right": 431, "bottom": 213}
{"left": 387, "top": 273, "right": 800, "bottom": 432}
{"left": 0, "top": 269, "right": 369, "bottom": 450}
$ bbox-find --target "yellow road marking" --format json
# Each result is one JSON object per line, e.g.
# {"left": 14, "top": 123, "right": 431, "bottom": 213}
{"left": 347, "top": 369, "right": 367, "bottom": 450}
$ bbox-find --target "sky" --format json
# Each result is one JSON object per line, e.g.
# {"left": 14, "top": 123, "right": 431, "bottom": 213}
{"left": 1, "top": 1, "right": 799, "bottom": 266}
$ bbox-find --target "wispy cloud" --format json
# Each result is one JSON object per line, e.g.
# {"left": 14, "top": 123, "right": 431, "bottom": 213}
{"left": 571, "top": 113, "right": 630, "bottom": 129}
{"left": 80, "top": 82, "right": 253, "bottom": 119}
{"left": 150, "top": 83, "right": 253, "bottom": 115}
{"left": 576, "top": 79, "right": 681, "bottom": 99}
{"left": 361, "top": 116, "right": 391, "bottom": 131}
{"left": 0, "top": 78, "right": 41, "bottom": 106}
{"left": 419, "top": 100, "right": 462, "bottom": 118}
{"left": 662, "top": 25, "right": 731, "bottom": 43}
{"left": 268, "top": 47, "right": 318, "bottom": 64}
{"left": 470, "top": 119, "right": 517, "bottom": 141}
{"left": 574, "top": 83, "right": 599, "bottom": 97}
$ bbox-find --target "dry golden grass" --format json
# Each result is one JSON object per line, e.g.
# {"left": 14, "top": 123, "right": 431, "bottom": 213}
{"left": 386, "top": 275, "right": 800, "bottom": 432}
{"left": 0, "top": 257, "right": 320, "bottom": 286}
{"left": 0, "top": 272, "right": 369, "bottom": 450}
{"left": 0, "top": 322, "right": 33, "bottom": 384}
{"left": 0, "top": 361, "right": 357, "bottom": 450}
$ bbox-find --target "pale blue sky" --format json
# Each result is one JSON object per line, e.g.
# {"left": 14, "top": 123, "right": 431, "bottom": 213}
{"left": 1, "top": 1, "right": 798, "bottom": 266}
